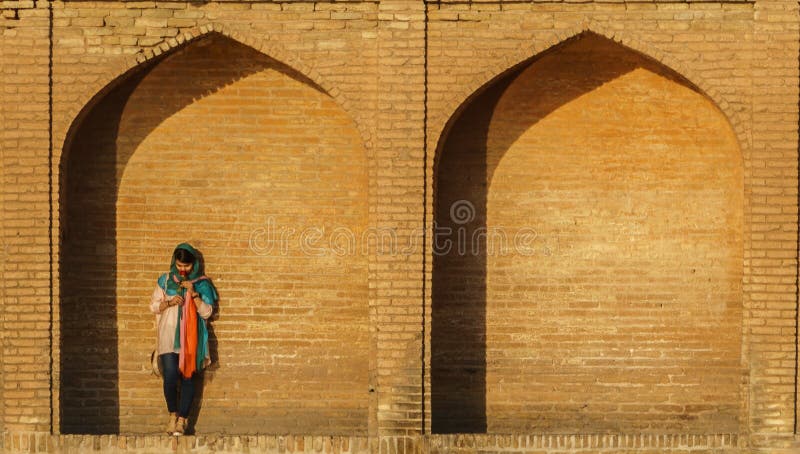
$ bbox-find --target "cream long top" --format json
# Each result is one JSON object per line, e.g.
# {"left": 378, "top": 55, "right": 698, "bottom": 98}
{"left": 150, "top": 285, "right": 214, "bottom": 355}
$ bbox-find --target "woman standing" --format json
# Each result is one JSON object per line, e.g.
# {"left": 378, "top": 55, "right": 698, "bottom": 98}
{"left": 150, "top": 243, "right": 218, "bottom": 436}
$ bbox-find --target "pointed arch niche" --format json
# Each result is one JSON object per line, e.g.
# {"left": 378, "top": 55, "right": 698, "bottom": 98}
{"left": 431, "top": 33, "right": 744, "bottom": 434}
{"left": 59, "top": 33, "right": 369, "bottom": 435}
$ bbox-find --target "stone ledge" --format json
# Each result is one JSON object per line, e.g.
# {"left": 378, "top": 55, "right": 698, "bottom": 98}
{"left": 2, "top": 434, "right": 374, "bottom": 453}
{"left": 0, "top": 433, "right": 744, "bottom": 453}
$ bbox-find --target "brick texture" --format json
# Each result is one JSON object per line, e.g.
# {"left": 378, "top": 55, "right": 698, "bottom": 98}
{"left": 747, "top": 0, "right": 800, "bottom": 444}
{"left": 374, "top": 0, "right": 426, "bottom": 437}
{"left": 0, "top": 4, "right": 6, "bottom": 438}
{"left": 0, "top": 0, "right": 798, "bottom": 452}
{"left": 1, "top": 0, "right": 52, "bottom": 435}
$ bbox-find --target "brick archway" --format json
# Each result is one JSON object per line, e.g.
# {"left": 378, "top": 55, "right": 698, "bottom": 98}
{"left": 57, "top": 31, "right": 371, "bottom": 435}
{"left": 430, "top": 32, "right": 744, "bottom": 433}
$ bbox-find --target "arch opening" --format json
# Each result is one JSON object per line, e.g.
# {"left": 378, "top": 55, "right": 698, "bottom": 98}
{"left": 431, "top": 33, "right": 743, "bottom": 434}
{"left": 60, "top": 33, "right": 370, "bottom": 435}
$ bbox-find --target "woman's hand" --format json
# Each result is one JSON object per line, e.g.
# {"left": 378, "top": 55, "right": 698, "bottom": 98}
{"left": 159, "top": 295, "right": 182, "bottom": 312}
{"left": 180, "top": 280, "right": 194, "bottom": 292}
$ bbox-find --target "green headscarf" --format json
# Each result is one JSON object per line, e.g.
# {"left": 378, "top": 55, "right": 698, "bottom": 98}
{"left": 158, "top": 243, "right": 218, "bottom": 373}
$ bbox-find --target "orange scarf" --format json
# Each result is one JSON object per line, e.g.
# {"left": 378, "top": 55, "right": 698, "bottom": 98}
{"left": 179, "top": 291, "right": 199, "bottom": 377}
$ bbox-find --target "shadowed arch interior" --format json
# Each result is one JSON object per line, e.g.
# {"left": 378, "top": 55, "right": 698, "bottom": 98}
{"left": 432, "top": 33, "right": 743, "bottom": 433}
{"left": 60, "top": 33, "right": 369, "bottom": 435}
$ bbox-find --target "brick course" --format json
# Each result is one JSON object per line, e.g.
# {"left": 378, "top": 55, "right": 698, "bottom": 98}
{"left": 1, "top": 0, "right": 799, "bottom": 452}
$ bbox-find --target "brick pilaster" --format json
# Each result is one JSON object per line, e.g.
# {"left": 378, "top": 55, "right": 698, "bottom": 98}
{"left": 0, "top": 4, "right": 6, "bottom": 439}
{"left": 375, "top": 0, "right": 426, "bottom": 438}
{"left": 747, "top": 0, "right": 800, "bottom": 449}
{"left": 1, "top": 0, "right": 52, "bottom": 434}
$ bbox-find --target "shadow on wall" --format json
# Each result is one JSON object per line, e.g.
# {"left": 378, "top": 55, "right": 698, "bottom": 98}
{"left": 59, "top": 33, "right": 322, "bottom": 434}
{"left": 430, "top": 32, "right": 709, "bottom": 434}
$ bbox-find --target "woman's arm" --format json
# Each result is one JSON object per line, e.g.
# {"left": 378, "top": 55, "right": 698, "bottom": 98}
{"left": 196, "top": 295, "right": 214, "bottom": 320}
{"left": 149, "top": 286, "right": 166, "bottom": 314}
{"left": 150, "top": 286, "right": 182, "bottom": 314}
{"left": 183, "top": 280, "right": 215, "bottom": 320}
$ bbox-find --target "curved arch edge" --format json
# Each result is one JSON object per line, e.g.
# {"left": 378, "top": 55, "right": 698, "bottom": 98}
{"left": 56, "top": 22, "right": 373, "bottom": 169}
{"left": 428, "top": 23, "right": 749, "bottom": 168}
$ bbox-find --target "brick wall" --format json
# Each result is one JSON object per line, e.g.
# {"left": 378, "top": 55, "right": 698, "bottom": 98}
{"left": 1, "top": 0, "right": 799, "bottom": 452}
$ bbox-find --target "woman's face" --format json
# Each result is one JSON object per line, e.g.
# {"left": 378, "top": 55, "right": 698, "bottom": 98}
{"left": 175, "top": 259, "right": 193, "bottom": 276}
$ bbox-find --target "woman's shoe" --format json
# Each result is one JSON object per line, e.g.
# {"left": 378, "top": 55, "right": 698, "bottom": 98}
{"left": 165, "top": 413, "right": 177, "bottom": 435}
{"left": 173, "top": 417, "right": 187, "bottom": 436}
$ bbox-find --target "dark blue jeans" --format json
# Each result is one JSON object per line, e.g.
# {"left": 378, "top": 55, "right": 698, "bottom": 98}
{"left": 159, "top": 353, "right": 193, "bottom": 418}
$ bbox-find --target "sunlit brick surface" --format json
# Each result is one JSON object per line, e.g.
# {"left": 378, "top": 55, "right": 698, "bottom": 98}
{"left": 1, "top": 0, "right": 798, "bottom": 451}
